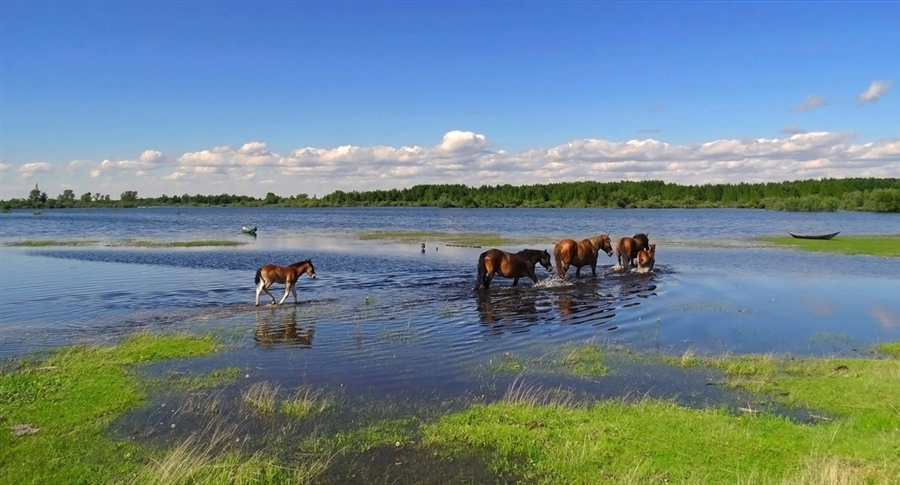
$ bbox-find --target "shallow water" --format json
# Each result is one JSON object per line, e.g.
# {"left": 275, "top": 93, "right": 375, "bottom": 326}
{"left": 1, "top": 207, "right": 899, "bottom": 413}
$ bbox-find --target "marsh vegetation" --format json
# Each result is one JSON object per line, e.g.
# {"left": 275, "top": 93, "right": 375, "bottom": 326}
{"left": 3, "top": 333, "right": 898, "bottom": 484}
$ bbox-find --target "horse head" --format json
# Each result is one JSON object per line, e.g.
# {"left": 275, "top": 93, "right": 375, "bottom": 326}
{"left": 292, "top": 259, "right": 316, "bottom": 279}
{"left": 539, "top": 249, "right": 552, "bottom": 272}
{"left": 591, "top": 234, "right": 614, "bottom": 257}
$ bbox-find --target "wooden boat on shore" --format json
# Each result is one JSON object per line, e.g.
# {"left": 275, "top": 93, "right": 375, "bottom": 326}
{"left": 241, "top": 226, "right": 257, "bottom": 235}
{"left": 788, "top": 231, "right": 839, "bottom": 240}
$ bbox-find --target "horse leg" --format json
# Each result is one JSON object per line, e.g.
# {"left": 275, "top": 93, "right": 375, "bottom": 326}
{"left": 278, "top": 282, "right": 293, "bottom": 305}
{"left": 575, "top": 266, "right": 581, "bottom": 278}
{"left": 262, "top": 283, "right": 278, "bottom": 305}
{"left": 591, "top": 263, "right": 597, "bottom": 277}
{"left": 255, "top": 281, "right": 264, "bottom": 306}
{"left": 512, "top": 277, "right": 519, "bottom": 286}
{"left": 555, "top": 254, "right": 565, "bottom": 278}
{"left": 291, "top": 286, "right": 299, "bottom": 305}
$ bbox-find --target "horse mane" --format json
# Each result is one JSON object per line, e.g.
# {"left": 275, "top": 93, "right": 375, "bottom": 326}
{"left": 288, "top": 259, "right": 312, "bottom": 267}
{"left": 586, "top": 234, "right": 609, "bottom": 245}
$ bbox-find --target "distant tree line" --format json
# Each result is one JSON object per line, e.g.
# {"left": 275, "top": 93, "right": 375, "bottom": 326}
{"left": 3, "top": 178, "right": 899, "bottom": 213}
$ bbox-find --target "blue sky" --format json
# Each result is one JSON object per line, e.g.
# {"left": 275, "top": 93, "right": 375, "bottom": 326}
{"left": 2, "top": 1, "right": 898, "bottom": 199}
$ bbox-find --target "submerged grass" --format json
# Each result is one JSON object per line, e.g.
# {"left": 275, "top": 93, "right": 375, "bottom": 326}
{"left": 760, "top": 234, "right": 900, "bottom": 257}
{"left": 4, "top": 239, "right": 246, "bottom": 248}
{"left": 357, "top": 230, "right": 528, "bottom": 247}
{"left": 4, "top": 239, "right": 100, "bottom": 247}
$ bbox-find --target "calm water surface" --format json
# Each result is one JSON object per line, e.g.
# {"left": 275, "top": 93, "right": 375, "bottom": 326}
{"left": 1, "top": 207, "right": 898, "bottom": 407}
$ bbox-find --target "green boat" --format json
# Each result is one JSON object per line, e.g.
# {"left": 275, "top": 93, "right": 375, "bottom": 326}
{"left": 241, "top": 226, "right": 257, "bottom": 235}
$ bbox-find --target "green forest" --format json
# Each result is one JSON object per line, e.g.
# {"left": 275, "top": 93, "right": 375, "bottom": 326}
{"left": 3, "top": 178, "right": 900, "bottom": 212}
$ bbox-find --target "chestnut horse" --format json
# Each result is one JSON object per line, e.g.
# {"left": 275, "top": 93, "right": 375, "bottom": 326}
{"left": 616, "top": 233, "right": 650, "bottom": 271}
{"left": 553, "top": 234, "right": 614, "bottom": 278}
{"left": 254, "top": 260, "right": 316, "bottom": 306}
{"left": 637, "top": 243, "right": 656, "bottom": 272}
{"left": 474, "top": 249, "right": 552, "bottom": 290}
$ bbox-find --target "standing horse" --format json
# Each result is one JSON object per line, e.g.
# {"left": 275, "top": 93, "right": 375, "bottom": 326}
{"left": 616, "top": 233, "right": 651, "bottom": 271}
{"left": 254, "top": 260, "right": 316, "bottom": 306}
{"left": 637, "top": 243, "right": 656, "bottom": 272}
{"left": 474, "top": 249, "right": 552, "bottom": 290}
{"left": 553, "top": 234, "right": 614, "bottom": 278}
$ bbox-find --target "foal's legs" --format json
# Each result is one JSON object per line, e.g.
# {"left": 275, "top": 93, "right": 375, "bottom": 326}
{"left": 277, "top": 282, "right": 293, "bottom": 305}
{"left": 256, "top": 280, "right": 277, "bottom": 306}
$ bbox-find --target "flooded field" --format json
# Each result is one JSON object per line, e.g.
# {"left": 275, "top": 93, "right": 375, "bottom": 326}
{"left": 1, "top": 207, "right": 898, "bottom": 482}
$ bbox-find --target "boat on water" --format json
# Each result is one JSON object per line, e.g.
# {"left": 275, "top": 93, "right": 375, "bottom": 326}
{"left": 241, "top": 226, "right": 257, "bottom": 235}
{"left": 788, "top": 231, "right": 840, "bottom": 240}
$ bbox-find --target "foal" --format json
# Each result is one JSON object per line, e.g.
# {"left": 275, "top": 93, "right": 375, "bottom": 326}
{"left": 254, "top": 260, "right": 316, "bottom": 306}
{"left": 637, "top": 244, "right": 656, "bottom": 272}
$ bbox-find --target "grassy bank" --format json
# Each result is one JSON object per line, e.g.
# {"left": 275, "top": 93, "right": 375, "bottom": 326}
{"left": 0, "top": 333, "right": 225, "bottom": 484}
{"left": 422, "top": 344, "right": 900, "bottom": 484}
{"left": 3, "top": 335, "right": 899, "bottom": 484}
{"left": 760, "top": 234, "right": 900, "bottom": 257}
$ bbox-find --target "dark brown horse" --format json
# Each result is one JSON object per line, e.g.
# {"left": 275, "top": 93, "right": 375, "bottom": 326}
{"left": 637, "top": 243, "right": 656, "bottom": 272}
{"left": 616, "top": 233, "right": 651, "bottom": 271}
{"left": 474, "top": 249, "right": 552, "bottom": 290}
{"left": 553, "top": 234, "right": 614, "bottom": 278}
{"left": 254, "top": 260, "right": 316, "bottom": 306}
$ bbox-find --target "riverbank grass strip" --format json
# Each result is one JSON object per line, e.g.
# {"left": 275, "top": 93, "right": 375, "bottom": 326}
{"left": 760, "top": 234, "right": 900, "bottom": 257}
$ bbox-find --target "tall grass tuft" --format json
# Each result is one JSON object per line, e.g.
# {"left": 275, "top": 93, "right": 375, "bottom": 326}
{"left": 279, "top": 386, "right": 332, "bottom": 419}
{"left": 242, "top": 382, "right": 280, "bottom": 415}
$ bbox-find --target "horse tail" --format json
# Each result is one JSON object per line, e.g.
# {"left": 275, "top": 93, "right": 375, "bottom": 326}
{"left": 254, "top": 268, "right": 262, "bottom": 286}
{"left": 474, "top": 252, "right": 487, "bottom": 290}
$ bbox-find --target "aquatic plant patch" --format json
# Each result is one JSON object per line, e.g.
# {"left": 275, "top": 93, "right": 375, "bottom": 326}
{"left": 357, "top": 230, "right": 534, "bottom": 247}
{"left": 760, "top": 235, "right": 900, "bottom": 257}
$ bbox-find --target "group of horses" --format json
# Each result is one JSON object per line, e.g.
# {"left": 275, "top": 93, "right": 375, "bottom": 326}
{"left": 473, "top": 233, "right": 656, "bottom": 290}
{"left": 252, "top": 233, "right": 656, "bottom": 306}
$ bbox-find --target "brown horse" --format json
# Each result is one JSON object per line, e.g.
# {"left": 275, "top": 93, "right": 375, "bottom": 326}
{"left": 616, "top": 233, "right": 651, "bottom": 271}
{"left": 254, "top": 260, "right": 316, "bottom": 306}
{"left": 553, "top": 234, "right": 614, "bottom": 278}
{"left": 637, "top": 243, "right": 656, "bottom": 272}
{"left": 474, "top": 249, "right": 552, "bottom": 290}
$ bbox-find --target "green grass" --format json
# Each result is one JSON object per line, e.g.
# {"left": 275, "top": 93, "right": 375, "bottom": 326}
{"left": 874, "top": 342, "right": 900, "bottom": 357}
{"left": 423, "top": 343, "right": 900, "bottom": 484}
{"left": 4, "top": 333, "right": 899, "bottom": 484}
{"left": 357, "top": 230, "right": 530, "bottom": 247}
{"left": 4, "top": 239, "right": 100, "bottom": 247}
{"left": 760, "top": 234, "right": 900, "bottom": 257}
{"left": 4, "top": 239, "right": 246, "bottom": 247}
{"left": 0, "top": 333, "right": 222, "bottom": 484}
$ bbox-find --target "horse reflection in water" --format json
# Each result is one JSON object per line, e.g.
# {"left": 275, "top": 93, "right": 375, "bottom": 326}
{"left": 473, "top": 248, "right": 552, "bottom": 290}
{"left": 253, "top": 307, "right": 315, "bottom": 348}
{"left": 475, "top": 289, "right": 542, "bottom": 326}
